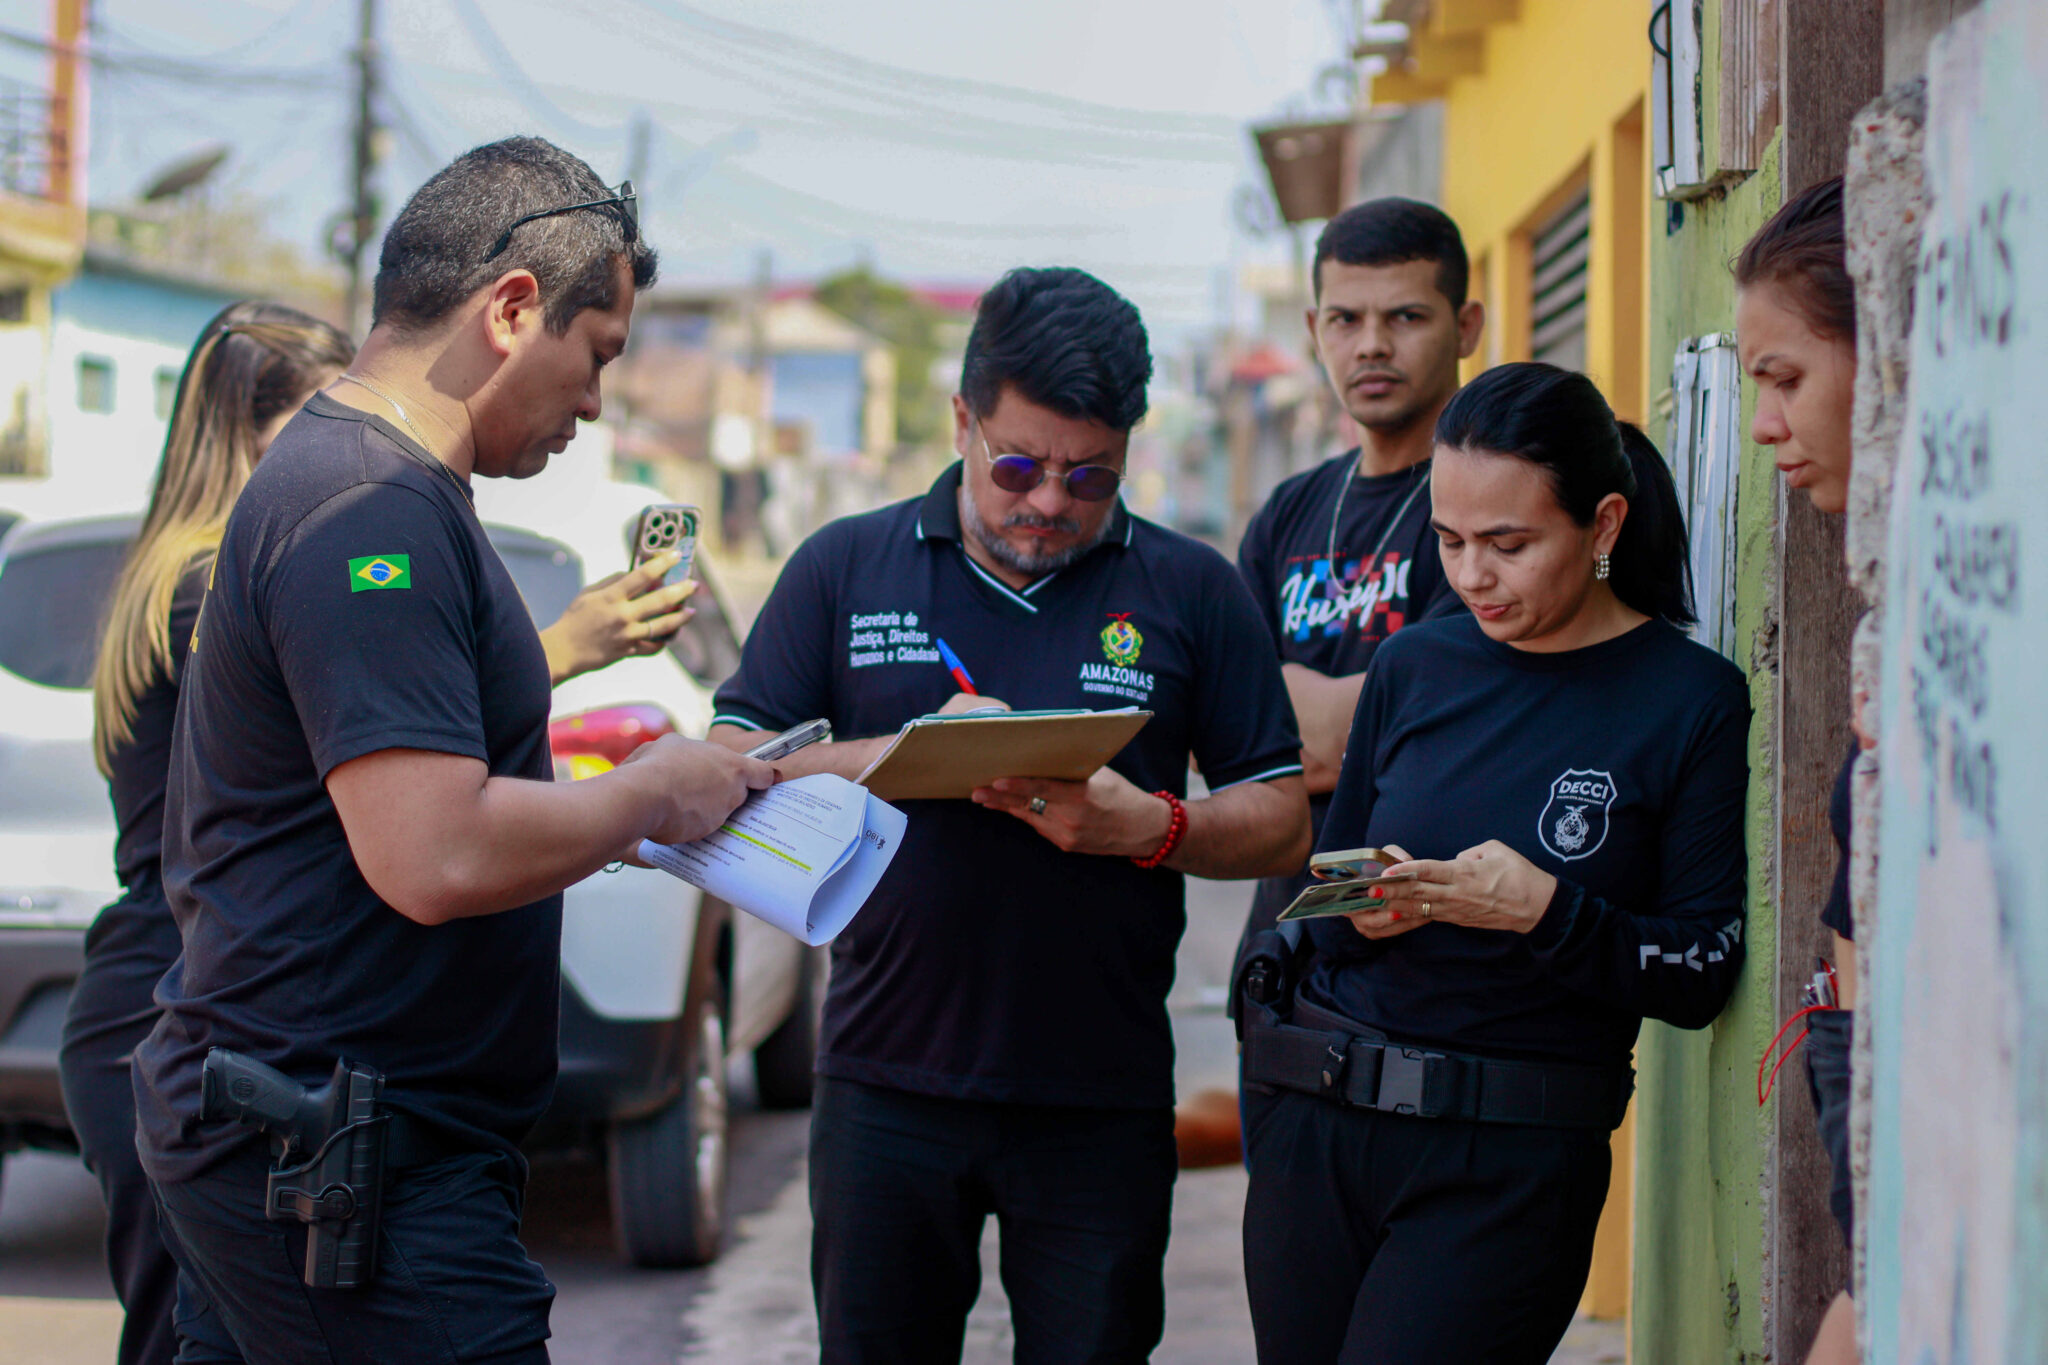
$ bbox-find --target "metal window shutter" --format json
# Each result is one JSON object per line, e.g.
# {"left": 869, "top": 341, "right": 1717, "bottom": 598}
{"left": 1530, "top": 190, "right": 1591, "bottom": 373}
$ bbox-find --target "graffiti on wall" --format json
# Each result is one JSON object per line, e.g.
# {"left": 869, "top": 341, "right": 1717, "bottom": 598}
{"left": 1866, "top": 1, "right": 2047, "bottom": 1359}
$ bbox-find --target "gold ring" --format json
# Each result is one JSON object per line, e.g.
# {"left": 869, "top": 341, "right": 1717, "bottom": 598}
{"left": 1029, "top": 797, "right": 1048, "bottom": 815}
{"left": 1420, "top": 900, "right": 1433, "bottom": 918}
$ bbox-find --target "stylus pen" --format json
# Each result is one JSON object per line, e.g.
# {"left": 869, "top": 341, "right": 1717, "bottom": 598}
{"left": 935, "top": 637, "right": 978, "bottom": 695}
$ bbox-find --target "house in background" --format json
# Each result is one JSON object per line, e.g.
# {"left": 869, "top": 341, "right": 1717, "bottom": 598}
{"left": 32, "top": 251, "right": 242, "bottom": 511}
{"left": 0, "top": 0, "right": 89, "bottom": 481}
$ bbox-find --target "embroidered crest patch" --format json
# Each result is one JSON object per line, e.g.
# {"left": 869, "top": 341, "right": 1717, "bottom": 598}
{"left": 1100, "top": 613, "right": 1142, "bottom": 667}
{"left": 1537, "top": 768, "right": 1618, "bottom": 862}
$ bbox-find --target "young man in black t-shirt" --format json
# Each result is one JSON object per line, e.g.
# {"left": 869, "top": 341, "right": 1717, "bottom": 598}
{"left": 708, "top": 268, "right": 1309, "bottom": 1361}
{"left": 1180, "top": 202, "right": 1487, "bottom": 1156}
{"left": 133, "top": 139, "right": 773, "bottom": 1364}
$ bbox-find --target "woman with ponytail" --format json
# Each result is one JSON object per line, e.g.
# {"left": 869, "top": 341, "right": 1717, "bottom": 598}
{"left": 59, "top": 302, "right": 352, "bottom": 1365}
{"left": 1239, "top": 362, "right": 1752, "bottom": 1362}
{"left": 61, "top": 302, "right": 695, "bottom": 1364}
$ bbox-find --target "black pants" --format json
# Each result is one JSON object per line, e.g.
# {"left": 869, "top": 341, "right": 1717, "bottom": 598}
{"left": 149, "top": 1143, "right": 554, "bottom": 1364}
{"left": 809, "top": 1077, "right": 1176, "bottom": 1364}
{"left": 1805, "top": 1008, "right": 1854, "bottom": 1253}
{"left": 58, "top": 877, "right": 181, "bottom": 1365}
{"left": 1241, "top": 1087, "right": 1610, "bottom": 1364}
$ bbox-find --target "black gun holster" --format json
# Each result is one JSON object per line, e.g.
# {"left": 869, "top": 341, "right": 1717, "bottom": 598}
{"left": 200, "top": 1049, "right": 390, "bottom": 1290}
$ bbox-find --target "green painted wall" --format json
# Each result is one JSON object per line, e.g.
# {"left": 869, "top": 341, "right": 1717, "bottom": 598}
{"left": 1631, "top": 8, "right": 1783, "bottom": 1354}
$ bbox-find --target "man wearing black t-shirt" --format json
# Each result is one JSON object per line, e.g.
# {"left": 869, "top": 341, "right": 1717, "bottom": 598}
{"left": 1181, "top": 200, "right": 1485, "bottom": 1158}
{"left": 133, "top": 139, "right": 773, "bottom": 1363}
{"left": 708, "top": 267, "right": 1309, "bottom": 1361}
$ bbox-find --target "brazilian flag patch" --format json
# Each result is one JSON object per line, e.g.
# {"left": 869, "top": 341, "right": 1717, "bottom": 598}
{"left": 348, "top": 554, "right": 411, "bottom": 592}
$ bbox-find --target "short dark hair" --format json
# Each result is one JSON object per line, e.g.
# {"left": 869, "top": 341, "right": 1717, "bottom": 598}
{"left": 1436, "top": 362, "right": 1696, "bottom": 627}
{"left": 1313, "top": 197, "right": 1470, "bottom": 307}
{"left": 959, "top": 267, "right": 1151, "bottom": 432}
{"left": 373, "top": 136, "right": 658, "bottom": 336}
{"left": 1733, "top": 175, "right": 1854, "bottom": 341}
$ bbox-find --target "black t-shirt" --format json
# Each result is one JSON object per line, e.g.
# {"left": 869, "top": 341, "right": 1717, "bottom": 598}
{"left": 1302, "top": 615, "right": 1751, "bottom": 1070}
{"left": 1235, "top": 451, "right": 1464, "bottom": 928}
{"left": 712, "top": 463, "right": 1301, "bottom": 1108}
{"left": 133, "top": 394, "right": 561, "bottom": 1184}
{"left": 1821, "top": 741, "right": 1856, "bottom": 940}
{"left": 109, "top": 558, "right": 209, "bottom": 888}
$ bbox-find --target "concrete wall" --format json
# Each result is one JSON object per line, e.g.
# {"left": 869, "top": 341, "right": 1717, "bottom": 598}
{"left": 1632, "top": 1, "right": 1785, "bottom": 1354}
{"left": 1863, "top": 2, "right": 2047, "bottom": 1357}
{"left": 1635, "top": 144, "right": 1780, "bottom": 1365}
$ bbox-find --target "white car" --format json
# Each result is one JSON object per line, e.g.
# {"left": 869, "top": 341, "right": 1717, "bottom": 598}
{"left": 0, "top": 492, "right": 822, "bottom": 1269}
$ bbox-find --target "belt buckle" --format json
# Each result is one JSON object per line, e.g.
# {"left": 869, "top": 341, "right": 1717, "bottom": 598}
{"left": 1318, "top": 1041, "right": 1350, "bottom": 1100}
{"left": 1373, "top": 1047, "right": 1437, "bottom": 1116}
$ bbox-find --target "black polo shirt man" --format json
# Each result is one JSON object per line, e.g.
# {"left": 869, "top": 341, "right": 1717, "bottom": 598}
{"left": 133, "top": 138, "right": 769, "bottom": 1365}
{"left": 710, "top": 267, "right": 1308, "bottom": 1362}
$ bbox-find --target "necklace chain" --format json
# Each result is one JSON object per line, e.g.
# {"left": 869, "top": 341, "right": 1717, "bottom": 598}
{"left": 341, "top": 372, "right": 435, "bottom": 460}
{"left": 338, "top": 372, "right": 466, "bottom": 491}
{"left": 1325, "top": 453, "right": 1431, "bottom": 583}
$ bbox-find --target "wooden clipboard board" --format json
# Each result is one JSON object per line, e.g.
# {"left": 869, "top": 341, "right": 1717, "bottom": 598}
{"left": 854, "top": 709, "right": 1152, "bottom": 801}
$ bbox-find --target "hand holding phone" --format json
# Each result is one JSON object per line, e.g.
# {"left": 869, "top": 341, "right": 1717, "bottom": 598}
{"left": 632, "top": 504, "right": 701, "bottom": 589}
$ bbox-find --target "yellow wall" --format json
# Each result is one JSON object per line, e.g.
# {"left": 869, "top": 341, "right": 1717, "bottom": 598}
{"left": 1381, "top": 0, "right": 1651, "bottom": 422}
{"left": 1370, "top": 0, "right": 1653, "bottom": 1321}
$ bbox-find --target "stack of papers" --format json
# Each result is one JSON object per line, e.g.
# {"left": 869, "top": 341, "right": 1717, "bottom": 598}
{"left": 638, "top": 773, "right": 906, "bottom": 946}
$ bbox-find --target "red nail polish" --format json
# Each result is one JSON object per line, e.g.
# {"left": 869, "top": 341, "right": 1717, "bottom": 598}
{"left": 1390, "top": 911, "right": 1402, "bottom": 921}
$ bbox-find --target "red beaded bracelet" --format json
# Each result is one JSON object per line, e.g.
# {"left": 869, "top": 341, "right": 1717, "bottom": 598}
{"left": 1131, "top": 790, "right": 1187, "bottom": 869}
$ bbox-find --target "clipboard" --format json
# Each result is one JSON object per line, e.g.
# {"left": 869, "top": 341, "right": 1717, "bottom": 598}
{"left": 854, "top": 707, "right": 1152, "bottom": 801}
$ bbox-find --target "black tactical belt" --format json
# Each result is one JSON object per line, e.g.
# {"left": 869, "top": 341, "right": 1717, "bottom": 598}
{"left": 1243, "top": 1000, "right": 1633, "bottom": 1131}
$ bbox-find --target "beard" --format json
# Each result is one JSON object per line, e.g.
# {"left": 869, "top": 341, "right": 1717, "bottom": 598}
{"left": 959, "top": 484, "right": 1112, "bottom": 576}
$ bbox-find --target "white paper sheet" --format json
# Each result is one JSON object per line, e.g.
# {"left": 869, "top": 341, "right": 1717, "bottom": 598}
{"left": 637, "top": 773, "right": 906, "bottom": 946}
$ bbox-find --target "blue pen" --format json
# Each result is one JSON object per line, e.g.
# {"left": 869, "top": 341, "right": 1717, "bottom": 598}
{"left": 935, "top": 638, "right": 978, "bottom": 695}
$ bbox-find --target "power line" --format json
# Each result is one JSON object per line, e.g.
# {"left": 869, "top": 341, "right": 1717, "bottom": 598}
{"left": 0, "top": 25, "right": 344, "bottom": 90}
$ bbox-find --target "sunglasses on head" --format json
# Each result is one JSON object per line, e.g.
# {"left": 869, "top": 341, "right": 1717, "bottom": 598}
{"left": 978, "top": 428, "right": 1123, "bottom": 502}
{"left": 485, "top": 180, "right": 639, "bottom": 262}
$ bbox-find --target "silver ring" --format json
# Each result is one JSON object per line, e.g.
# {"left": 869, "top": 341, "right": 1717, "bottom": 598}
{"left": 1028, "top": 797, "right": 1048, "bottom": 815}
{"left": 1419, "top": 900, "right": 1432, "bottom": 918}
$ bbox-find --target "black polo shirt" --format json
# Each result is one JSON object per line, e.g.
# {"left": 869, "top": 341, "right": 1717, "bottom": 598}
{"left": 133, "top": 394, "right": 561, "bottom": 1184}
{"left": 713, "top": 463, "right": 1301, "bottom": 1108}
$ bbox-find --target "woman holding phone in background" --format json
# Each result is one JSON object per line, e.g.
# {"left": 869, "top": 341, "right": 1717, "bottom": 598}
{"left": 58, "top": 301, "right": 694, "bottom": 1365}
{"left": 1240, "top": 362, "right": 1752, "bottom": 1362}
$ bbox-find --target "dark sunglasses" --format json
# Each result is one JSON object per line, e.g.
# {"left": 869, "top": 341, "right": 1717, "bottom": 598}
{"left": 979, "top": 429, "right": 1123, "bottom": 502}
{"left": 485, "top": 180, "right": 639, "bottom": 261}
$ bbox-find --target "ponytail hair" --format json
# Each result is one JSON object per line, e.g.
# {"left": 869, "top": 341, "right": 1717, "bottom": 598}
{"left": 1435, "top": 362, "right": 1696, "bottom": 627}
{"left": 92, "top": 301, "right": 353, "bottom": 774}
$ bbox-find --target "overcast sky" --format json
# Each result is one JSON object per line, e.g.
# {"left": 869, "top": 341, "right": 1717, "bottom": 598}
{"left": 1, "top": 0, "right": 1354, "bottom": 346}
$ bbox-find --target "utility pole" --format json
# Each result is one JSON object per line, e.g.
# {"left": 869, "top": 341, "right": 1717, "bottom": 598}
{"left": 625, "top": 110, "right": 651, "bottom": 188}
{"left": 341, "top": 0, "right": 382, "bottom": 336}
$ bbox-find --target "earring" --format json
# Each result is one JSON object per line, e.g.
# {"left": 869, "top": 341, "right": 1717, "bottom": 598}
{"left": 1595, "top": 552, "right": 1611, "bottom": 581}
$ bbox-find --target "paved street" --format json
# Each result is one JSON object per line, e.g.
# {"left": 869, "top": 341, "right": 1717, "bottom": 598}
{"left": 0, "top": 875, "right": 1622, "bottom": 1362}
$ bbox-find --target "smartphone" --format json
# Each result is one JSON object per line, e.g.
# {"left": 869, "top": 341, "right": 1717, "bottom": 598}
{"left": 745, "top": 718, "right": 831, "bottom": 762}
{"left": 632, "top": 504, "right": 701, "bottom": 589}
{"left": 1310, "top": 847, "right": 1395, "bottom": 882}
{"left": 1277, "top": 871, "right": 1420, "bottom": 921}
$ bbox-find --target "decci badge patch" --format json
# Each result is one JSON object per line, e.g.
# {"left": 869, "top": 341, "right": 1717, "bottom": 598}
{"left": 348, "top": 554, "right": 411, "bottom": 592}
{"left": 1538, "top": 768, "right": 1617, "bottom": 862}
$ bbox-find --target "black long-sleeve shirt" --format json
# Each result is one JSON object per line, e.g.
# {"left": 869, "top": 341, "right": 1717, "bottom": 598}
{"left": 1302, "top": 614, "right": 1752, "bottom": 1069}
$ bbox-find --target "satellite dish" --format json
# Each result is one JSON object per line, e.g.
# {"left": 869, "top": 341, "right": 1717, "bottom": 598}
{"left": 140, "top": 145, "right": 230, "bottom": 202}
